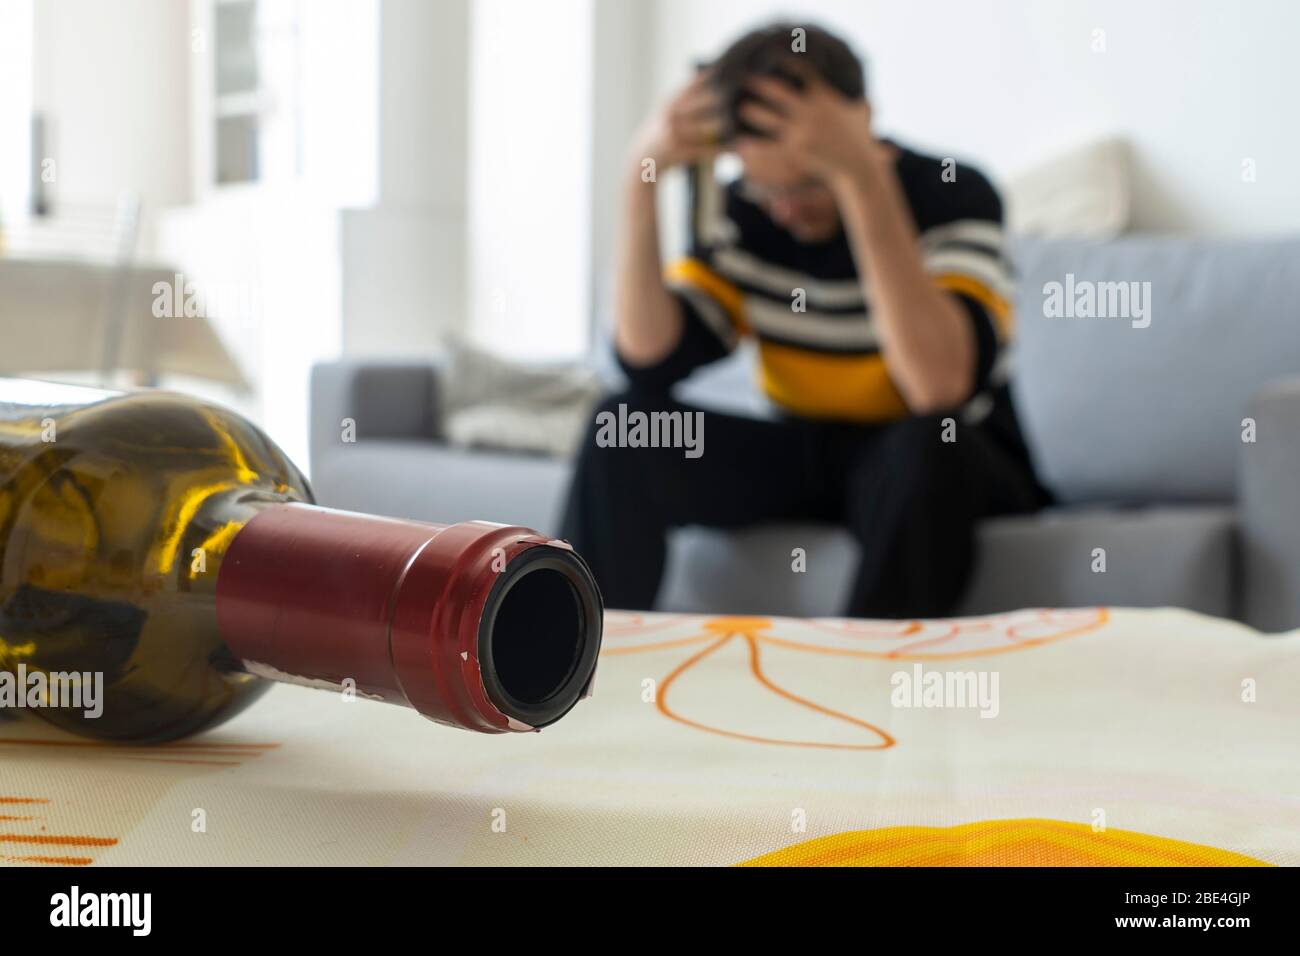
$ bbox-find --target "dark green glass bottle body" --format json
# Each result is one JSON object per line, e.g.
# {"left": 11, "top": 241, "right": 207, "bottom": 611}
{"left": 1, "top": 378, "right": 604, "bottom": 745}
{"left": 0, "top": 380, "right": 310, "bottom": 742}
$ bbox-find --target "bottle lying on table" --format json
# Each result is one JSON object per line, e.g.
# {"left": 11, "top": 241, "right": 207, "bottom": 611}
{"left": 0, "top": 378, "right": 602, "bottom": 743}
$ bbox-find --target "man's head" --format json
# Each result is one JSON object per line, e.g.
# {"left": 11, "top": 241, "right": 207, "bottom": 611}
{"left": 708, "top": 23, "right": 868, "bottom": 242}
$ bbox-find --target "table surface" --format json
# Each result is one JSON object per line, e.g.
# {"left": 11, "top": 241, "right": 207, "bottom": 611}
{"left": 2, "top": 606, "right": 1297, "bottom": 866}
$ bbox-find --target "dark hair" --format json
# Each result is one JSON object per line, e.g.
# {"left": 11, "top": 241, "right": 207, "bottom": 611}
{"left": 708, "top": 22, "right": 866, "bottom": 142}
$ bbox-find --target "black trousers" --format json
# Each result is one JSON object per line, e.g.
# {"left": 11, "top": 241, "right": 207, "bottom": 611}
{"left": 560, "top": 388, "right": 1049, "bottom": 618}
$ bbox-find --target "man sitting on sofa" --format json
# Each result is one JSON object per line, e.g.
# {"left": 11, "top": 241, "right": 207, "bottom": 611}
{"left": 561, "top": 22, "right": 1050, "bottom": 618}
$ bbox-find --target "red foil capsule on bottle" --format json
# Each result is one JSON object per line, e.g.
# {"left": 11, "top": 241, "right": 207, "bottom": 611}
{"left": 214, "top": 503, "right": 602, "bottom": 733}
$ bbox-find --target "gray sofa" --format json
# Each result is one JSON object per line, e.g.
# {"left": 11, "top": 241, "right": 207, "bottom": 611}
{"left": 310, "top": 236, "right": 1300, "bottom": 631}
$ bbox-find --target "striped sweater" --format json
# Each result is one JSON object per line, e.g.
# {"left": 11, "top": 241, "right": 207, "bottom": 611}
{"left": 633, "top": 141, "right": 1027, "bottom": 456}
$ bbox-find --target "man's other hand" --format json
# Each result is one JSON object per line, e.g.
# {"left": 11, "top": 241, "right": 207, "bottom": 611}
{"left": 738, "top": 72, "right": 890, "bottom": 188}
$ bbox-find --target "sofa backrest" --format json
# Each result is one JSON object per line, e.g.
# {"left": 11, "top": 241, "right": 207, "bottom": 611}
{"left": 675, "top": 235, "right": 1300, "bottom": 506}
{"left": 1010, "top": 236, "right": 1300, "bottom": 504}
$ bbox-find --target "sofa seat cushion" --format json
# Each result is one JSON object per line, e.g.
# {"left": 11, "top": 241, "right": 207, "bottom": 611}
{"left": 660, "top": 506, "right": 1235, "bottom": 619}
{"left": 960, "top": 505, "right": 1236, "bottom": 617}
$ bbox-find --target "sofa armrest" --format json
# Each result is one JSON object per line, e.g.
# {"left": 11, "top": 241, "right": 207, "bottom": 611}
{"left": 310, "top": 359, "right": 447, "bottom": 477}
{"left": 1239, "top": 375, "right": 1300, "bottom": 631}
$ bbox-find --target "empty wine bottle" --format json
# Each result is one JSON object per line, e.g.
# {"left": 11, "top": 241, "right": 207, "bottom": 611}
{"left": 0, "top": 378, "right": 602, "bottom": 743}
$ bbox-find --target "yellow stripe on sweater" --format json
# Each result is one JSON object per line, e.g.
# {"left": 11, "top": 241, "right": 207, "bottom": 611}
{"left": 933, "top": 272, "right": 1014, "bottom": 341}
{"left": 757, "top": 340, "right": 909, "bottom": 423}
{"left": 665, "top": 257, "right": 748, "bottom": 332}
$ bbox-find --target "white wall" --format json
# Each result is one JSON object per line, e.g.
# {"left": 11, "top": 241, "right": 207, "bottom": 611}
{"left": 348, "top": 0, "right": 646, "bottom": 363}
{"left": 31, "top": 0, "right": 192, "bottom": 253}
{"left": 157, "top": 192, "right": 343, "bottom": 470}
{"left": 378, "top": 0, "right": 465, "bottom": 210}
{"left": 0, "top": 0, "right": 33, "bottom": 223}
{"left": 649, "top": 0, "right": 1300, "bottom": 238}
{"left": 466, "top": 0, "right": 594, "bottom": 361}
{"left": 590, "top": 1, "right": 655, "bottom": 345}
{"left": 340, "top": 0, "right": 468, "bottom": 358}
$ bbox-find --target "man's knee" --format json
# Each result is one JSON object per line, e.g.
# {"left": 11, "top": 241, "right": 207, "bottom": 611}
{"left": 846, "top": 414, "right": 972, "bottom": 526}
{"left": 876, "top": 413, "right": 970, "bottom": 475}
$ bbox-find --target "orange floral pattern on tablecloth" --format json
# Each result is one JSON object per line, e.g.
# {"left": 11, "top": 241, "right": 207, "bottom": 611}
{"left": 600, "top": 608, "right": 1109, "bottom": 750}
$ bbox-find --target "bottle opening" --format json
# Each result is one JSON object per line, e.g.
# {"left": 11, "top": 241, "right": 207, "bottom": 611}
{"left": 478, "top": 546, "right": 602, "bottom": 729}
{"left": 492, "top": 568, "right": 582, "bottom": 706}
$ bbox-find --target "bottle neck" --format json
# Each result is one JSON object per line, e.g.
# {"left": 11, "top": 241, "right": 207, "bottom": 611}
{"left": 214, "top": 503, "right": 602, "bottom": 733}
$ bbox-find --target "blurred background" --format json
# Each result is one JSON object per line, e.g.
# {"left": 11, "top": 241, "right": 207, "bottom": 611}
{"left": 2, "top": 0, "right": 1297, "bottom": 470}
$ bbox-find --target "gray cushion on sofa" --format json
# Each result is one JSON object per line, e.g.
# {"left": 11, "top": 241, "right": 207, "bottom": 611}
{"left": 1011, "top": 236, "right": 1300, "bottom": 504}
{"left": 660, "top": 506, "right": 1235, "bottom": 619}
{"left": 959, "top": 505, "right": 1235, "bottom": 617}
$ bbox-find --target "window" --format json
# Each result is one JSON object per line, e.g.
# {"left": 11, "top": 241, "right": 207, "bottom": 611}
{"left": 211, "top": 0, "right": 304, "bottom": 187}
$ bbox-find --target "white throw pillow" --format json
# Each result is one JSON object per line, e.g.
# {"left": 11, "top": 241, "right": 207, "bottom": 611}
{"left": 440, "top": 338, "right": 604, "bottom": 458}
{"left": 1004, "top": 137, "right": 1130, "bottom": 239}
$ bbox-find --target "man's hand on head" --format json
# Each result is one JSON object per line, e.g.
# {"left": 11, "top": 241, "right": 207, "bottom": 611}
{"left": 630, "top": 71, "right": 725, "bottom": 177}
{"left": 737, "top": 71, "right": 891, "bottom": 193}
